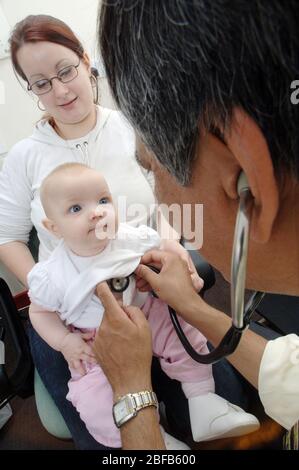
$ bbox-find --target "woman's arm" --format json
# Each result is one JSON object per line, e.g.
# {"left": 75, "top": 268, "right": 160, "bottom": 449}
{"left": 0, "top": 148, "right": 36, "bottom": 287}
{"left": 137, "top": 249, "right": 267, "bottom": 389}
{"left": 0, "top": 241, "right": 35, "bottom": 288}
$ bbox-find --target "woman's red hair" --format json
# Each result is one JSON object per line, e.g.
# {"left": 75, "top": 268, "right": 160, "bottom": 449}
{"left": 9, "top": 15, "right": 85, "bottom": 82}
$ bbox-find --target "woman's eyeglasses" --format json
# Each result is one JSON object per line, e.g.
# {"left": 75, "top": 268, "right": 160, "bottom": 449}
{"left": 27, "top": 60, "right": 81, "bottom": 96}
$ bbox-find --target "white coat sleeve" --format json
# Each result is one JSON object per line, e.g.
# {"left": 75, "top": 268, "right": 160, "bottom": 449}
{"left": 0, "top": 146, "right": 33, "bottom": 245}
{"left": 258, "top": 334, "right": 299, "bottom": 429}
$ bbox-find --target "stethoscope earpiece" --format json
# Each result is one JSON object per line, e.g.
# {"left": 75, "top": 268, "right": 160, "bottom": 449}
{"left": 237, "top": 171, "right": 250, "bottom": 196}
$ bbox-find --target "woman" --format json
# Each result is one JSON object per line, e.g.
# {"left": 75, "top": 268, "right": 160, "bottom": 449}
{"left": 0, "top": 15, "right": 196, "bottom": 449}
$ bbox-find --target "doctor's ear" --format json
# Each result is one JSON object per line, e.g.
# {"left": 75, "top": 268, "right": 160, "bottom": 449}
{"left": 42, "top": 218, "right": 62, "bottom": 239}
{"left": 226, "top": 108, "right": 279, "bottom": 244}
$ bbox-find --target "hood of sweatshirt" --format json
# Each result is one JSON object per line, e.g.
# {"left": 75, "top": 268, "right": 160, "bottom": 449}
{"left": 30, "top": 106, "right": 112, "bottom": 165}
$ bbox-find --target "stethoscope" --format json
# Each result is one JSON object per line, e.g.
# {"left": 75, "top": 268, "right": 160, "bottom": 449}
{"left": 109, "top": 172, "right": 265, "bottom": 364}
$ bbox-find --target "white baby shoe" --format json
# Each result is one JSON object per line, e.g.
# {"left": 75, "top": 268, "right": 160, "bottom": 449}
{"left": 160, "top": 426, "right": 190, "bottom": 450}
{"left": 188, "top": 392, "right": 260, "bottom": 442}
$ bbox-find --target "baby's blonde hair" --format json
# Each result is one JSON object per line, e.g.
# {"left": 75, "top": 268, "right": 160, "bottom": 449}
{"left": 40, "top": 162, "right": 91, "bottom": 217}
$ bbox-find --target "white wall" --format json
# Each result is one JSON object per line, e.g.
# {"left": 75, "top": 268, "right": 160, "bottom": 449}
{"left": 0, "top": 0, "right": 115, "bottom": 293}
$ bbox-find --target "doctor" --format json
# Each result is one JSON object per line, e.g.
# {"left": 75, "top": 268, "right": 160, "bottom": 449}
{"left": 93, "top": 0, "right": 299, "bottom": 449}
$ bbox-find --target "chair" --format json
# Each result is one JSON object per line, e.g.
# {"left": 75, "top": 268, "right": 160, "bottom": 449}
{"left": 0, "top": 278, "right": 33, "bottom": 408}
{"left": 254, "top": 294, "right": 299, "bottom": 336}
{"left": 0, "top": 229, "right": 216, "bottom": 440}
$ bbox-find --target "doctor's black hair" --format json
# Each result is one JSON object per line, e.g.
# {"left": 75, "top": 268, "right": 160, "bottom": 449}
{"left": 98, "top": 0, "right": 299, "bottom": 185}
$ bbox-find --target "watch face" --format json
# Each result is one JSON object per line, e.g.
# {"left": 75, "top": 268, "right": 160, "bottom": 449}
{"left": 113, "top": 396, "right": 135, "bottom": 425}
{"left": 114, "top": 400, "right": 129, "bottom": 421}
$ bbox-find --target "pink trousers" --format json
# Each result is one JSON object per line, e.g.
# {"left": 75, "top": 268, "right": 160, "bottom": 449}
{"left": 66, "top": 295, "right": 214, "bottom": 448}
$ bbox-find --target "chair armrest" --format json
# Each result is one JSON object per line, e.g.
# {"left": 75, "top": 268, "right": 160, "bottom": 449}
{"left": 255, "top": 293, "right": 299, "bottom": 335}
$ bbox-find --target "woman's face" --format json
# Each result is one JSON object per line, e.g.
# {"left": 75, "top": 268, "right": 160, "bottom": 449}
{"left": 17, "top": 41, "right": 94, "bottom": 125}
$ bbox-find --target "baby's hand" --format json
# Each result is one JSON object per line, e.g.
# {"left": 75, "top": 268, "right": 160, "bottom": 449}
{"left": 59, "top": 332, "right": 97, "bottom": 376}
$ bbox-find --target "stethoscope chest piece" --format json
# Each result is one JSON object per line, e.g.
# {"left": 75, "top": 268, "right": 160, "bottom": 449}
{"left": 108, "top": 276, "right": 130, "bottom": 293}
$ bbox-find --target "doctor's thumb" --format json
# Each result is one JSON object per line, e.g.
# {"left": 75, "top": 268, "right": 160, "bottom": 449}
{"left": 96, "top": 281, "right": 121, "bottom": 314}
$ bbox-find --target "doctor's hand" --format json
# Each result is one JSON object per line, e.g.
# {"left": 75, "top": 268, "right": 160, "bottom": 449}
{"left": 93, "top": 282, "right": 153, "bottom": 398}
{"left": 136, "top": 240, "right": 203, "bottom": 293}
{"left": 135, "top": 250, "right": 201, "bottom": 319}
{"left": 160, "top": 239, "right": 204, "bottom": 292}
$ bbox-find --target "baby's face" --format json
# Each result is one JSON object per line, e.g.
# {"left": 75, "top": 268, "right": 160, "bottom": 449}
{"left": 47, "top": 169, "right": 118, "bottom": 256}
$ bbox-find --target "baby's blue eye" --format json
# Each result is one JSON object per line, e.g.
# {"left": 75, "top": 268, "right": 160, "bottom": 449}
{"left": 99, "top": 197, "right": 109, "bottom": 204}
{"left": 69, "top": 204, "right": 81, "bottom": 213}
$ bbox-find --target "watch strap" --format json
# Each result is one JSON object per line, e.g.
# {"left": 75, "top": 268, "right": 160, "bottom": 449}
{"left": 127, "top": 390, "right": 158, "bottom": 411}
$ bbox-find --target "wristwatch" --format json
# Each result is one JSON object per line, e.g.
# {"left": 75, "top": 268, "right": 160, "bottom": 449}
{"left": 113, "top": 390, "right": 158, "bottom": 428}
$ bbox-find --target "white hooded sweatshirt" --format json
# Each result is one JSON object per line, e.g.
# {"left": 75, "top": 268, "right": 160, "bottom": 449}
{"left": 0, "top": 106, "right": 155, "bottom": 261}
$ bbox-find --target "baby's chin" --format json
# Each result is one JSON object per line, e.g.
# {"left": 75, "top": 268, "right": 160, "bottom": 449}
{"left": 69, "top": 238, "right": 111, "bottom": 257}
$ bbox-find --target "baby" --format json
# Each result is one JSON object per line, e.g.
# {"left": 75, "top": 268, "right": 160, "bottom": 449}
{"left": 28, "top": 163, "right": 259, "bottom": 448}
